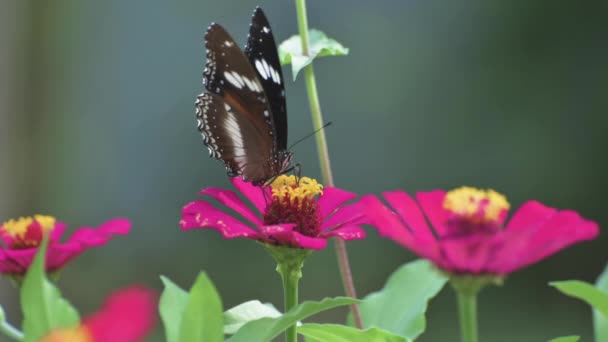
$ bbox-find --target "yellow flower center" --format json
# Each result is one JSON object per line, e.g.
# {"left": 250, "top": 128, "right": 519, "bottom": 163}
{"left": 443, "top": 187, "right": 510, "bottom": 224}
{"left": 41, "top": 326, "right": 92, "bottom": 342}
{"left": 264, "top": 175, "right": 324, "bottom": 239}
{"left": 0, "top": 215, "right": 57, "bottom": 248}
{"left": 269, "top": 175, "right": 323, "bottom": 204}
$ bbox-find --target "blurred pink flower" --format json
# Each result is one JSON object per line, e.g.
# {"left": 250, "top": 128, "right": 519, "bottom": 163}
{"left": 0, "top": 215, "right": 130, "bottom": 275}
{"left": 42, "top": 286, "right": 157, "bottom": 342}
{"left": 366, "top": 186, "right": 599, "bottom": 275}
{"left": 180, "top": 176, "right": 367, "bottom": 250}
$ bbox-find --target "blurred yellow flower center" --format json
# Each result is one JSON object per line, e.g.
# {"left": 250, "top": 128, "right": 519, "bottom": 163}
{"left": 41, "top": 326, "right": 92, "bottom": 342}
{"left": 443, "top": 187, "right": 510, "bottom": 224}
{"left": 270, "top": 175, "right": 323, "bottom": 204}
{"left": 1, "top": 215, "right": 56, "bottom": 238}
{"left": 0, "top": 215, "right": 56, "bottom": 248}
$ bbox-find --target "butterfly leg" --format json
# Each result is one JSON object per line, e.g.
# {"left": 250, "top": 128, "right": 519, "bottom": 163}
{"left": 260, "top": 186, "right": 272, "bottom": 206}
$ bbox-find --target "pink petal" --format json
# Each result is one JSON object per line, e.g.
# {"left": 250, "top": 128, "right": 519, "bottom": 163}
{"left": 361, "top": 195, "right": 440, "bottom": 259}
{"left": 0, "top": 242, "right": 82, "bottom": 273}
{"left": 510, "top": 210, "right": 599, "bottom": 272}
{"left": 317, "top": 187, "right": 357, "bottom": 218}
{"left": 0, "top": 234, "right": 15, "bottom": 248}
{"left": 362, "top": 195, "right": 412, "bottom": 246}
{"left": 505, "top": 201, "right": 556, "bottom": 232}
{"left": 259, "top": 224, "right": 328, "bottom": 250}
{"left": 65, "top": 228, "right": 112, "bottom": 247}
{"left": 50, "top": 222, "right": 68, "bottom": 242}
{"left": 321, "top": 201, "right": 367, "bottom": 231}
{"left": 382, "top": 191, "right": 436, "bottom": 243}
{"left": 485, "top": 229, "right": 537, "bottom": 274}
{"left": 320, "top": 225, "right": 366, "bottom": 241}
{"left": 438, "top": 235, "right": 497, "bottom": 274}
{"left": 0, "top": 250, "right": 24, "bottom": 273}
{"left": 415, "top": 190, "right": 449, "bottom": 236}
{"left": 67, "top": 218, "right": 131, "bottom": 247}
{"left": 290, "top": 232, "right": 328, "bottom": 250}
{"left": 231, "top": 178, "right": 268, "bottom": 214}
{"left": 259, "top": 223, "right": 296, "bottom": 236}
{"left": 0, "top": 265, "right": 23, "bottom": 274}
{"left": 45, "top": 243, "right": 84, "bottom": 271}
{"left": 200, "top": 187, "right": 263, "bottom": 226}
{"left": 180, "top": 200, "right": 261, "bottom": 239}
{"left": 96, "top": 218, "right": 131, "bottom": 234}
{"left": 0, "top": 248, "right": 37, "bottom": 273}
{"left": 85, "top": 286, "right": 157, "bottom": 342}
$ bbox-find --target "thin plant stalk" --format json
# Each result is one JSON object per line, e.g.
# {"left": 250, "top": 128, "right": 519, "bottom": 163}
{"left": 456, "top": 290, "right": 479, "bottom": 342}
{"left": 0, "top": 320, "right": 24, "bottom": 341}
{"left": 280, "top": 267, "right": 299, "bottom": 342}
{"left": 294, "top": 0, "right": 363, "bottom": 329}
{"left": 270, "top": 247, "right": 309, "bottom": 342}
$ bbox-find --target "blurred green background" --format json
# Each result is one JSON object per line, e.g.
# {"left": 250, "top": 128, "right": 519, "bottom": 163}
{"left": 1, "top": 1, "right": 607, "bottom": 341}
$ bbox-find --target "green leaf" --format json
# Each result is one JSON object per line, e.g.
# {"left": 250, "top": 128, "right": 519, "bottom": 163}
{"left": 594, "top": 263, "right": 608, "bottom": 342}
{"left": 224, "top": 300, "right": 282, "bottom": 335}
{"left": 228, "top": 296, "right": 358, "bottom": 342}
{"left": 550, "top": 280, "right": 608, "bottom": 318}
{"left": 278, "top": 29, "right": 349, "bottom": 80}
{"left": 0, "top": 304, "right": 5, "bottom": 323}
{"left": 548, "top": 336, "right": 580, "bottom": 342}
{"left": 349, "top": 260, "right": 447, "bottom": 340}
{"left": 21, "top": 237, "right": 80, "bottom": 342}
{"left": 298, "top": 323, "right": 409, "bottom": 342}
{"left": 159, "top": 276, "right": 190, "bottom": 342}
{"left": 178, "top": 272, "right": 224, "bottom": 342}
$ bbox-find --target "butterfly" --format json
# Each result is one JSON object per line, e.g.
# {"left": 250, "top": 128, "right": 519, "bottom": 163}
{"left": 195, "top": 7, "right": 293, "bottom": 186}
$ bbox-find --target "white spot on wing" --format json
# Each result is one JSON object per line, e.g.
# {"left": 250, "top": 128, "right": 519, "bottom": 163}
{"left": 224, "top": 71, "right": 244, "bottom": 89}
{"left": 242, "top": 76, "right": 261, "bottom": 92}
{"left": 259, "top": 59, "right": 281, "bottom": 84}
{"left": 224, "top": 41, "right": 234, "bottom": 47}
{"left": 261, "top": 59, "right": 272, "bottom": 81}
{"left": 224, "top": 109, "right": 246, "bottom": 158}
{"left": 231, "top": 71, "right": 246, "bottom": 87}
{"left": 262, "top": 26, "right": 270, "bottom": 33}
{"left": 271, "top": 67, "right": 281, "bottom": 84}
{"left": 242, "top": 77, "right": 253, "bottom": 91}
{"left": 255, "top": 59, "right": 269, "bottom": 79}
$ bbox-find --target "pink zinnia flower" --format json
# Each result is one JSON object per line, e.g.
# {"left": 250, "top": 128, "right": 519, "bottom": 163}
{"left": 366, "top": 186, "right": 599, "bottom": 276}
{"left": 0, "top": 215, "right": 130, "bottom": 275}
{"left": 180, "top": 176, "right": 367, "bottom": 250}
{"left": 41, "top": 286, "right": 157, "bottom": 342}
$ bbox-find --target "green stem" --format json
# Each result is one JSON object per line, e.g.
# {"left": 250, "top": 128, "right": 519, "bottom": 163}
{"left": 303, "top": 66, "right": 334, "bottom": 182}
{"left": 280, "top": 264, "right": 300, "bottom": 342}
{"left": 456, "top": 290, "right": 479, "bottom": 342}
{"left": 295, "top": 0, "right": 333, "bottom": 182}
{"left": 267, "top": 246, "right": 310, "bottom": 342}
{"left": 0, "top": 320, "right": 24, "bottom": 341}
{"left": 294, "top": 0, "right": 363, "bottom": 329}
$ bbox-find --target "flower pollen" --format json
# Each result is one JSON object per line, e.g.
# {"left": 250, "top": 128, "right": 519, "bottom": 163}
{"left": 264, "top": 175, "right": 324, "bottom": 238}
{"left": 270, "top": 175, "right": 323, "bottom": 201}
{"left": 442, "top": 187, "right": 510, "bottom": 237}
{"left": 0, "top": 215, "right": 56, "bottom": 249}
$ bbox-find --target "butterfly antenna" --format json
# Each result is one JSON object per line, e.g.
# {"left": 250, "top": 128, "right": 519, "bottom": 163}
{"left": 288, "top": 122, "right": 333, "bottom": 150}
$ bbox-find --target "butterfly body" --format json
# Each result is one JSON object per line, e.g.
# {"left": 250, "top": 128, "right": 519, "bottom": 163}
{"left": 196, "top": 7, "right": 292, "bottom": 186}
